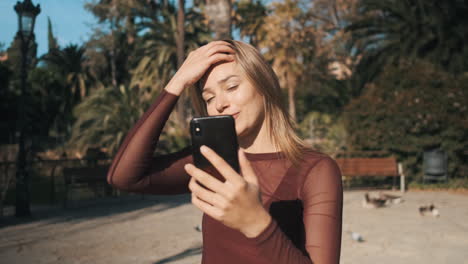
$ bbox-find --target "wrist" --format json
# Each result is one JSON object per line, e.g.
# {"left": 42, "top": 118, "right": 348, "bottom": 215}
{"left": 242, "top": 208, "right": 272, "bottom": 238}
{"left": 164, "top": 77, "right": 187, "bottom": 96}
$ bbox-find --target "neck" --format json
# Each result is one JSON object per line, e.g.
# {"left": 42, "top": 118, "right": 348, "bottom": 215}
{"left": 238, "top": 119, "right": 278, "bottom": 153}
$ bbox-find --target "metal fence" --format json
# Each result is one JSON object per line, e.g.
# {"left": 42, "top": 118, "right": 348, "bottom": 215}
{"left": 0, "top": 158, "right": 112, "bottom": 208}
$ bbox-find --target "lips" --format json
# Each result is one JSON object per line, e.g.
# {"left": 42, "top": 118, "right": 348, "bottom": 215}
{"left": 231, "top": 112, "right": 240, "bottom": 119}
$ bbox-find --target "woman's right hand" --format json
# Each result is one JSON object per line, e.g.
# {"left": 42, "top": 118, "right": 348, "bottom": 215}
{"left": 165, "top": 40, "right": 236, "bottom": 96}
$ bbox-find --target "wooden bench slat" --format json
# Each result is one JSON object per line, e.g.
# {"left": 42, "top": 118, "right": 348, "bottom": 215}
{"left": 336, "top": 158, "right": 398, "bottom": 176}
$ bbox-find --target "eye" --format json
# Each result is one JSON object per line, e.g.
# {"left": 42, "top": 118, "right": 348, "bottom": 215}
{"left": 205, "top": 97, "right": 214, "bottom": 104}
{"left": 227, "top": 85, "right": 238, "bottom": 91}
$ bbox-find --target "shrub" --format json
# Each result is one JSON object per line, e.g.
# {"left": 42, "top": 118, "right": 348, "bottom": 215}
{"left": 343, "top": 61, "right": 468, "bottom": 181}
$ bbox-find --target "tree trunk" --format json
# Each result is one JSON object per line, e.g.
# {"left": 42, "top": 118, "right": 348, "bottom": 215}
{"left": 177, "top": 0, "right": 185, "bottom": 68}
{"left": 110, "top": 28, "right": 118, "bottom": 89}
{"left": 174, "top": 0, "right": 188, "bottom": 129}
{"left": 204, "top": 0, "right": 232, "bottom": 40}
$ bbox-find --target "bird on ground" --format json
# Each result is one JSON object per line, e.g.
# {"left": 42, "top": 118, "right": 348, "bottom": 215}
{"left": 378, "top": 192, "right": 404, "bottom": 205}
{"left": 362, "top": 193, "right": 387, "bottom": 208}
{"left": 419, "top": 204, "right": 440, "bottom": 217}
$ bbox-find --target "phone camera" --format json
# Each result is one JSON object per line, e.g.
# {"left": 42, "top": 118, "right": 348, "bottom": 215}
{"left": 194, "top": 124, "right": 202, "bottom": 136}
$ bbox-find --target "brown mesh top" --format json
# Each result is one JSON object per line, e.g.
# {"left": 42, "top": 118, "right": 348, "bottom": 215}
{"left": 107, "top": 90, "right": 343, "bottom": 264}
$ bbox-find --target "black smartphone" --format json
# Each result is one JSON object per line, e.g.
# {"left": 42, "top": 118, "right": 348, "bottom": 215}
{"left": 190, "top": 115, "right": 240, "bottom": 177}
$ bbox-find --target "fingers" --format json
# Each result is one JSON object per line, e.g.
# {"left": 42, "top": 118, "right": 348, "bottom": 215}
{"left": 191, "top": 192, "right": 223, "bottom": 220}
{"left": 200, "top": 146, "right": 243, "bottom": 186}
{"left": 171, "top": 40, "right": 235, "bottom": 91}
{"left": 201, "top": 40, "right": 233, "bottom": 51}
{"left": 188, "top": 177, "right": 227, "bottom": 209}
{"left": 207, "top": 44, "right": 235, "bottom": 57}
{"left": 184, "top": 163, "right": 225, "bottom": 194}
{"left": 208, "top": 53, "right": 235, "bottom": 65}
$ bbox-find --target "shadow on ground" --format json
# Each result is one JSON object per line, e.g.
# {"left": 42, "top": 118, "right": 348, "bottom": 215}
{"left": 0, "top": 194, "right": 191, "bottom": 230}
{"left": 153, "top": 245, "right": 203, "bottom": 264}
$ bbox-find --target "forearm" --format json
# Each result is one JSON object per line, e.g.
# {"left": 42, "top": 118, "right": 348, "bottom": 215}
{"left": 245, "top": 218, "right": 313, "bottom": 264}
{"left": 107, "top": 89, "right": 179, "bottom": 190}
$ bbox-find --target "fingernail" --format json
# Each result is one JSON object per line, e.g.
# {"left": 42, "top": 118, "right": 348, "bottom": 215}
{"left": 200, "top": 145, "right": 207, "bottom": 153}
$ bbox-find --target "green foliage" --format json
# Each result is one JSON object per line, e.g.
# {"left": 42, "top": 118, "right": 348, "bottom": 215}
{"left": 42, "top": 44, "right": 92, "bottom": 102}
{"left": 233, "top": 0, "right": 268, "bottom": 47}
{"left": 67, "top": 85, "right": 147, "bottom": 155}
{"left": 67, "top": 84, "right": 190, "bottom": 156}
{"left": 28, "top": 67, "right": 72, "bottom": 142}
{"left": 131, "top": 3, "right": 211, "bottom": 91}
{"left": 343, "top": 61, "right": 468, "bottom": 180}
{"left": 347, "top": 0, "right": 468, "bottom": 88}
{"left": 0, "top": 61, "right": 15, "bottom": 143}
{"left": 47, "top": 17, "right": 59, "bottom": 51}
{"left": 6, "top": 34, "right": 38, "bottom": 77}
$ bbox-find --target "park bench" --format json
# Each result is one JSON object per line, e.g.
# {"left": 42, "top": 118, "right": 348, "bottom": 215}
{"left": 62, "top": 165, "right": 114, "bottom": 207}
{"left": 335, "top": 157, "right": 405, "bottom": 192}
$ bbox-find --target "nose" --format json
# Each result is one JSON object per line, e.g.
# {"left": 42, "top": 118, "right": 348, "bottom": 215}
{"left": 215, "top": 94, "right": 229, "bottom": 113}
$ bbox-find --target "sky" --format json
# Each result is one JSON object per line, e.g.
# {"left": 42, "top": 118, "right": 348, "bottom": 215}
{"left": 0, "top": 0, "right": 206, "bottom": 57}
{"left": 0, "top": 0, "right": 99, "bottom": 56}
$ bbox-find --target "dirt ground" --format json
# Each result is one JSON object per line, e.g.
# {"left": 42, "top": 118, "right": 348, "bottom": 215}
{"left": 1, "top": 190, "right": 467, "bottom": 264}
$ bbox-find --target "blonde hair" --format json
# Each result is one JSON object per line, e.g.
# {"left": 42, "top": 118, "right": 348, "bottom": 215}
{"left": 190, "top": 40, "right": 306, "bottom": 165}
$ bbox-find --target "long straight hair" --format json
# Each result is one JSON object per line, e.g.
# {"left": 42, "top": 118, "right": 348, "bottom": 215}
{"left": 190, "top": 40, "right": 307, "bottom": 165}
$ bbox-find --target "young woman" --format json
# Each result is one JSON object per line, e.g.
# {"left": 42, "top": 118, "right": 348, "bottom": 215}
{"left": 107, "top": 40, "right": 343, "bottom": 264}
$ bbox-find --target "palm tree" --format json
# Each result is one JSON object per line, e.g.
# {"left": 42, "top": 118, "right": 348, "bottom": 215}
{"left": 347, "top": 0, "right": 468, "bottom": 83}
{"left": 67, "top": 85, "right": 145, "bottom": 155}
{"left": 42, "top": 44, "right": 92, "bottom": 103}
{"left": 132, "top": 3, "right": 211, "bottom": 126}
{"left": 232, "top": 0, "right": 268, "bottom": 48}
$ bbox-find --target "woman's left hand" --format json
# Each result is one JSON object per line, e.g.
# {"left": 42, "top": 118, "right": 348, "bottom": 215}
{"left": 184, "top": 145, "right": 272, "bottom": 238}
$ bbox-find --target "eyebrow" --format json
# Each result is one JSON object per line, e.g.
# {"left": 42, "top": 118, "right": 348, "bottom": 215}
{"left": 202, "top": 75, "right": 239, "bottom": 92}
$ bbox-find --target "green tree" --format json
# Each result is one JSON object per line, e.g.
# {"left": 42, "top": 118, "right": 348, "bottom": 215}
{"left": 67, "top": 85, "right": 142, "bottom": 155}
{"left": 85, "top": 0, "right": 141, "bottom": 88}
{"left": 347, "top": 0, "right": 468, "bottom": 85}
{"left": 47, "top": 17, "right": 58, "bottom": 52}
{"left": 343, "top": 61, "right": 468, "bottom": 180}
{"left": 0, "top": 43, "right": 15, "bottom": 144}
{"left": 42, "top": 44, "right": 92, "bottom": 104}
{"left": 232, "top": 0, "right": 268, "bottom": 48}
{"left": 132, "top": 3, "right": 210, "bottom": 129}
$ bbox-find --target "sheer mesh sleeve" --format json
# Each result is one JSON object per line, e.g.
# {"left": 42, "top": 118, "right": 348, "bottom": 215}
{"left": 246, "top": 156, "right": 343, "bottom": 264}
{"left": 107, "top": 90, "right": 193, "bottom": 195}
{"left": 301, "top": 157, "right": 343, "bottom": 263}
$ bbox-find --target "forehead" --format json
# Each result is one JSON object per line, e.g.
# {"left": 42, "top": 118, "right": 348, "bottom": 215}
{"left": 201, "top": 61, "right": 241, "bottom": 88}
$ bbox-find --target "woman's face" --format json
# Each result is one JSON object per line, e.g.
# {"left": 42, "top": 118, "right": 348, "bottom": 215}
{"left": 201, "top": 61, "right": 265, "bottom": 138}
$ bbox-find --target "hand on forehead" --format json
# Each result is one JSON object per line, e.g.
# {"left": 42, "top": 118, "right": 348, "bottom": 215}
{"left": 200, "top": 61, "right": 241, "bottom": 90}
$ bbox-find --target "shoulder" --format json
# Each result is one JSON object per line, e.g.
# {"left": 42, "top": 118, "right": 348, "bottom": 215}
{"left": 298, "top": 149, "right": 343, "bottom": 198}
{"left": 298, "top": 148, "right": 342, "bottom": 181}
{"left": 300, "top": 148, "right": 339, "bottom": 170}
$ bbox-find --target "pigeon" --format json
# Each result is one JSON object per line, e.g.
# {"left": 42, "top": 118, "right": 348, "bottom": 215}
{"left": 362, "top": 193, "right": 387, "bottom": 208}
{"left": 378, "top": 192, "right": 404, "bottom": 205}
{"left": 419, "top": 204, "right": 440, "bottom": 217}
{"left": 349, "top": 231, "right": 364, "bottom": 242}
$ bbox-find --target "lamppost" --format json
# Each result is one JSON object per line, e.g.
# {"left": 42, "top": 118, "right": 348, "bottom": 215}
{"left": 14, "top": 0, "right": 40, "bottom": 217}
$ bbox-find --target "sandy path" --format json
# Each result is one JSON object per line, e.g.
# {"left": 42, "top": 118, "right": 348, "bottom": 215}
{"left": 1, "top": 191, "right": 467, "bottom": 264}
